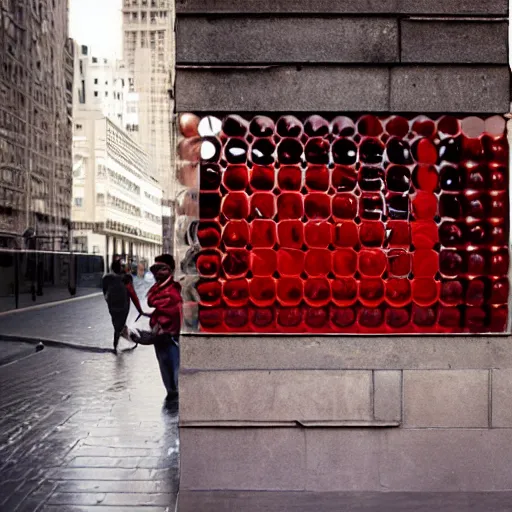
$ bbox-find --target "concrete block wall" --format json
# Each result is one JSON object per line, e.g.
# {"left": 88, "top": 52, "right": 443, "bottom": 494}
{"left": 179, "top": 339, "right": 512, "bottom": 492}
{"left": 175, "top": 0, "right": 509, "bottom": 113}
{"left": 175, "top": 0, "right": 511, "bottom": 499}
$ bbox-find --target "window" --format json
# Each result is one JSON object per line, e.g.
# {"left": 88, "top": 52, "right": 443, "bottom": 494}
{"left": 94, "top": 78, "right": 98, "bottom": 84}
{"left": 94, "top": 91, "right": 98, "bottom": 97}
{"left": 105, "top": 91, "right": 108, "bottom": 97}
{"left": 92, "top": 57, "right": 98, "bottom": 63}
{"left": 74, "top": 198, "right": 83, "bottom": 207}
{"left": 75, "top": 124, "right": 82, "bottom": 130}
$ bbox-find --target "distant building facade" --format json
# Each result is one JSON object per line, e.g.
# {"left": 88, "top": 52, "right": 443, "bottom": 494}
{"left": 0, "top": 0, "right": 73, "bottom": 249}
{"left": 74, "top": 45, "right": 130, "bottom": 130}
{"left": 72, "top": 113, "right": 163, "bottom": 265}
{"left": 122, "top": 0, "right": 175, "bottom": 253}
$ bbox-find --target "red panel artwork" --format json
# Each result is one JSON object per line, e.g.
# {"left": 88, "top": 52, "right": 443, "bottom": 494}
{"left": 176, "top": 114, "right": 510, "bottom": 334}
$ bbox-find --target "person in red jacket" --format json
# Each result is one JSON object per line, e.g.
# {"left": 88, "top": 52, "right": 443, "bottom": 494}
{"left": 146, "top": 254, "right": 182, "bottom": 401}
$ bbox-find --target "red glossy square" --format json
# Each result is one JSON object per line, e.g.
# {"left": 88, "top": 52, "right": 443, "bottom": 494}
{"left": 411, "top": 221, "right": 439, "bottom": 249}
{"left": 305, "top": 221, "right": 332, "bottom": 248}
{"left": 305, "top": 165, "right": 329, "bottom": 192}
{"left": 222, "top": 192, "right": 249, "bottom": 220}
{"left": 222, "top": 220, "right": 249, "bottom": 248}
{"left": 333, "top": 222, "right": 359, "bottom": 248}
{"left": 250, "top": 165, "right": 275, "bottom": 191}
{"left": 387, "top": 221, "right": 410, "bottom": 248}
{"left": 305, "top": 249, "right": 331, "bottom": 277}
{"left": 251, "top": 192, "right": 276, "bottom": 219}
{"left": 413, "top": 249, "right": 439, "bottom": 278}
{"left": 277, "top": 248, "right": 305, "bottom": 277}
{"left": 305, "top": 193, "right": 331, "bottom": 220}
{"left": 251, "top": 219, "right": 276, "bottom": 248}
{"left": 249, "top": 277, "right": 277, "bottom": 307}
{"left": 251, "top": 249, "right": 277, "bottom": 277}
{"left": 277, "top": 165, "right": 302, "bottom": 191}
{"left": 277, "top": 220, "right": 304, "bottom": 249}
{"left": 360, "top": 221, "right": 385, "bottom": 247}
{"left": 277, "top": 192, "right": 304, "bottom": 220}
{"left": 332, "top": 193, "right": 357, "bottom": 220}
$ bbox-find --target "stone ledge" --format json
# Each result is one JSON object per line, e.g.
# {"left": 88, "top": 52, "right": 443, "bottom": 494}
{"left": 181, "top": 335, "right": 512, "bottom": 371}
{"left": 175, "top": 66, "right": 389, "bottom": 112}
{"left": 180, "top": 370, "right": 373, "bottom": 423}
{"left": 403, "top": 370, "right": 489, "bottom": 428}
{"left": 176, "top": 17, "right": 398, "bottom": 64}
{"left": 177, "top": 491, "right": 512, "bottom": 512}
{"left": 390, "top": 65, "right": 510, "bottom": 113}
{"left": 180, "top": 420, "right": 400, "bottom": 428}
{"left": 180, "top": 428, "right": 512, "bottom": 491}
{"left": 176, "top": 65, "right": 510, "bottom": 113}
{"left": 176, "top": 0, "right": 508, "bottom": 15}
{"left": 401, "top": 20, "right": 508, "bottom": 64}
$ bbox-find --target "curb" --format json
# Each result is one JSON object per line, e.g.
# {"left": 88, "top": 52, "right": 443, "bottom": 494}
{"left": 0, "top": 334, "right": 114, "bottom": 354}
{"left": 0, "top": 292, "right": 103, "bottom": 318}
{"left": 0, "top": 344, "right": 42, "bottom": 368}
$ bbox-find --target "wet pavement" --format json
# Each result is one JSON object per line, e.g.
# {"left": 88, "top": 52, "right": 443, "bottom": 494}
{"left": 0, "top": 341, "right": 178, "bottom": 511}
{"left": 0, "top": 292, "right": 152, "bottom": 351}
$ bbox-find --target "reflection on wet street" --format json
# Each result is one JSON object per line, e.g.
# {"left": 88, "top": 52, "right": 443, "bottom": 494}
{"left": 0, "top": 341, "right": 178, "bottom": 511}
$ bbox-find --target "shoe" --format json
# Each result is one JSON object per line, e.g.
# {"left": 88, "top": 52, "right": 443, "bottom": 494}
{"left": 166, "top": 390, "right": 179, "bottom": 402}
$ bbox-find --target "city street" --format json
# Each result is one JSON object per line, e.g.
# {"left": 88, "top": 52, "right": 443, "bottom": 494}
{"left": 0, "top": 294, "right": 152, "bottom": 351}
{"left": 0, "top": 296, "right": 178, "bottom": 511}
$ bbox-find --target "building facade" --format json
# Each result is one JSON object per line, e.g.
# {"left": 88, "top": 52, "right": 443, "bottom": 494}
{"left": 72, "top": 112, "right": 163, "bottom": 265}
{"left": 0, "top": 0, "right": 73, "bottom": 250}
{"left": 175, "top": 0, "right": 512, "bottom": 507}
{"left": 122, "top": 0, "right": 175, "bottom": 253}
{"left": 74, "top": 45, "right": 130, "bottom": 130}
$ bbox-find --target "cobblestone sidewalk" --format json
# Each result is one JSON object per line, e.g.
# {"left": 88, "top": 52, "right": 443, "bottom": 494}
{"left": 0, "top": 294, "right": 152, "bottom": 351}
{"left": 0, "top": 343, "right": 178, "bottom": 511}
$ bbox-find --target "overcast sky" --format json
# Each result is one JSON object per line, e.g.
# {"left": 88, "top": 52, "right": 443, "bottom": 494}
{"left": 69, "top": 0, "right": 122, "bottom": 58}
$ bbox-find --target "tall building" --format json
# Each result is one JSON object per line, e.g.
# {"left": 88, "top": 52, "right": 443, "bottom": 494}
{"left": 74, "top": 45, "right": 130, "bottom": 130}
{"left": 71, "top": 112, "right": 163, "bottom": 265}
{"left": 122, "top": 0, "right": 175, "bottom": 253}
{"left": 71, "top": 45, "right": 163, "bottom": 264}
{"left": 0, "top": 0, "right": 73, "bottom": 250}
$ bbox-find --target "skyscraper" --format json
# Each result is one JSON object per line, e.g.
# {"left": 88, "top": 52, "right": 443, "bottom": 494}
{"left": 122, "top": 0, "right": 175, "bottom": 252}
{"left": 0, "top": 0, "right": 73, "bottom": 250}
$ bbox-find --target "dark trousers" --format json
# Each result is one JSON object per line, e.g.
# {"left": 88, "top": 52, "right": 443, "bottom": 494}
{"left": 110, "top": 307, "right": 129, "bottom": 348}
{"left": 153, "top": 334, "right": 180, "bottom": 394}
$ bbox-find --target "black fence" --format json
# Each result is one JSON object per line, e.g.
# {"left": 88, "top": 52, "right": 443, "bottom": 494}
{"left": 0, "top": 251, "right": 105, "bottom": 313}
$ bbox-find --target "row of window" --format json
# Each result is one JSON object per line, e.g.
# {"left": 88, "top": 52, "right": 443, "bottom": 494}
{"left": 124, "top": 10, "right": 168, "bottom": 21}
{"left": 106, "top": 218, "right": 162, "bottom": 243}
{"left": 0, "top": 185, "right": 23, "bottom": 209}
{"left": 124, "top": 0, "right": 169, "bottom": 8}
{"left": 106, "top": 122, "right": 149, "bottom": 178}
{"left": 144, "top": 211, "right": 161, "bottom": 223}
{"left": 93, "top": 91, "right": 123, "bottom": 99}
{"left": 144, "top": 191, "right": 161, "bottom": 205}
{"left": 107, "top": 193, "right": 142, "bottom": 217}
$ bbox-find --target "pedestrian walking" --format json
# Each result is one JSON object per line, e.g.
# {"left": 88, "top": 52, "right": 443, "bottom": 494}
{"left": 102, "top": 258, "right": 146, "bottom": 354}
{"left": 132, "top": 254, "right": 182, "bottom": 403}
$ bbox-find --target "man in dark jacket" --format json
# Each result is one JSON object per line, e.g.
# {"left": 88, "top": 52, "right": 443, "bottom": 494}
{"left": 146, "top": 254, "right": 182, "bottom": 401}
{"left": 102, "top": 258, "right": 145, "bottom": 354}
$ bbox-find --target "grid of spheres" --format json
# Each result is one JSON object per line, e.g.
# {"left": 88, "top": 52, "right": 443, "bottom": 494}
{"left": 177, "top": 113, "right": 510, "bottom": 334}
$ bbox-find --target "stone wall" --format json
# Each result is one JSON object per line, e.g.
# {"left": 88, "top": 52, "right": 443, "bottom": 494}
{"left": 174, "top": 0, "right": 511, "bottom": 500}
